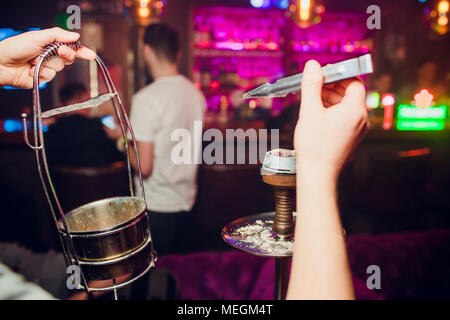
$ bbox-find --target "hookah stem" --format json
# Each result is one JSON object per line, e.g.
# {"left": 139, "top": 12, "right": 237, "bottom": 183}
{"left": 273, "top": 187, "right": 294, "bottom": 299}
{"left": 274, "top": 257, "right": 290, "bottom": 300}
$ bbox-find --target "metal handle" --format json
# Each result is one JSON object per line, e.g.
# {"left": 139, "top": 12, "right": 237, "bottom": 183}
{"left": 24, "top": 41, "right": 151, "bottom": 292}
{"left": 27, "top": 41, "right": 147, "bottom": 220}
{"left": 21, "top": 113, "right": 43, "bottom": 150}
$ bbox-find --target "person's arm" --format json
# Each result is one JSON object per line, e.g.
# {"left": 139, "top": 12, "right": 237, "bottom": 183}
{"left": 104, "top": 127, "right": 155, "bottom": 179}
{"left": 0, "top": 263, "right": 56, "bottom": 300}
{"left": 129, "top": 141, "right": 154, "bottom": 179}
{"left": 104, "top": 94, "right": 156, "bottom": 179}
{"left": 0, "top": 27, "right": 96, "bottom": 89}
{"left": 287, "top": 60, "right": 368, "bottom": 300}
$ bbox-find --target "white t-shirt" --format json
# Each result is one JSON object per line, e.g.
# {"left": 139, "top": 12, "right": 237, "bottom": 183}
{"left": 129, "top": 75, "right": 205, "bottom": 212}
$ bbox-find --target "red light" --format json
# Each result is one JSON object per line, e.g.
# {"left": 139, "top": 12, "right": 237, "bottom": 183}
{"left": 398, "top": 148, "right": 431, "bottom": 158}
{"left": 209, "top": 80, "right": 220, "bottom": 90}
{"left": 383, "top": 105, "right": 394, "bottom": 130}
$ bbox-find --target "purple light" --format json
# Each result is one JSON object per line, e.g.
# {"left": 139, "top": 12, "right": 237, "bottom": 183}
{"left": 215, "top": 42, "right": 244, "bottom": 51}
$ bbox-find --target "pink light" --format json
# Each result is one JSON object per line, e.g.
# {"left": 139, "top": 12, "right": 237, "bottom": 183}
{"left": 414, "top": 89, "right": 434, "bottom": 108}
{"left": 244, "top": 42, "right": 258, "bottom": 50}
{"left": 214, "top": 31, "right": 227, "bottom": 39}
{"left": 264, "top": 42, "right": 279, "bottom": 51}
{"left": 214, "top": 42, "right": 244, "bottom": 51}
{"left": 293, "top": 43, "right": 302, "bottom": 51}
{"left": 342, "top": 43, "right": 356, "bottom": 53}
{"left": 360, "top": 45, "right": 370, "bottom": 53}
{"left": 381, "top": 93, "right": 395, "bottom": 107}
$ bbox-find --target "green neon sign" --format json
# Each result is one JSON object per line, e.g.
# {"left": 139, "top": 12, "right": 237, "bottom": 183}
{"left": 397, "top": 120, "right": 445, "bottom": 131}
{"left": 397, "top": 105, "right": 447, "bottom": 120}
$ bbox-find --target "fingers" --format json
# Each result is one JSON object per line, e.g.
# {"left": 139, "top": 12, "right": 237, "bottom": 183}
{"left": 75, "top": 47, "right": 97, "bottom": 60}
{"left": 27, "top": 27, "right": 80, "bottom": 47}
{"left": 29, "top": 66, "right": 57, "bottom": 84}
{"left": 58, "top": 45, "right": 96, "bottom": 62}
{"left": 326, "top": 82, "right": 346, "bottom": 96}
{"left": 300, "top": 60, "right": 324, "bottom": 109}
{"left": 322, "top": 87, "right": 344, "bottom": 107}
{"left": 57, "top": 45, "right": 77, "bottom": 65}
{"left": 27, "top": 27, "right": 96, "bottom": 62}
{"left": 342, "top": 80, "right": 366, "bottom": 108}
{"left": 27, "top": 43, "right": 97, "bottom": 81}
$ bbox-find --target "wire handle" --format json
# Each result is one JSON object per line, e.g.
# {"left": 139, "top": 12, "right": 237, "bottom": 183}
{"left": 39, "top": 41, "right": 83, "bottom": 61}
{"left": 22, "top": 41, "right": 150, "bottom": 291}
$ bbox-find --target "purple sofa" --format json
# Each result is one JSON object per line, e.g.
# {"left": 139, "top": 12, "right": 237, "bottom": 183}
{"left": 157, "top": 229, "right": 450, "bottom": 299}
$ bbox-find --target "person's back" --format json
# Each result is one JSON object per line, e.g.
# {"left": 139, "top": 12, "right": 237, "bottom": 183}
{"left": 45, "top": 83, "right": 124, "bottom": 167}
{"left": 131, "top": 75, "right": 205, "bottom": 212}
{"left": 128, "top": 23, "right": 205, "bottom": 255}
{"left": 46, "top": 114, "right": 124, "bottom": 167}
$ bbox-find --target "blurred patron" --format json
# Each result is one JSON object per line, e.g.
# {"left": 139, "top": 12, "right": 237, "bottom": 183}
{"left": 105, "top": 23, "right": 206, "bottom": 255}
{"left": 45, "top": 83, "right": 124, "bottom": 167}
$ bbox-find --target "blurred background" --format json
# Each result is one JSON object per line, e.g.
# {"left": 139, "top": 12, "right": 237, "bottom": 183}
{"left": 0, "top": 0, "right": 449, "bottom": 253}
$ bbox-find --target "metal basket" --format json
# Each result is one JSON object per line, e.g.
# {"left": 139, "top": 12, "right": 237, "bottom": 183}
{"left": 20, "top": 41, "right": 156, "bottom": 297}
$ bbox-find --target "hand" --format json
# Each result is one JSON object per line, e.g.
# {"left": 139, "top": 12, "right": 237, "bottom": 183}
{"left": 103, "top": 125, "right": 123, "bottom": 141}
{"left": 294, "top": 60, "right": 368, "bottom": 182}
{"left": 0, "top": 27, "right": 96, "bottom": 89}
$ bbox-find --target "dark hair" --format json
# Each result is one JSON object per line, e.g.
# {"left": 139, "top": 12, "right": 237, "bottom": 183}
{"left": 143, "top": 23, "right": 180, "bottom": 63}
{"left": 59, "top": 83, "right": 87, "bottom": 105}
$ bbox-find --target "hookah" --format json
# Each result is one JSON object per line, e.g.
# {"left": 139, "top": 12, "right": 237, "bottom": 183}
{"left": 222, "top": 149, "right": 296, "bottom": 300}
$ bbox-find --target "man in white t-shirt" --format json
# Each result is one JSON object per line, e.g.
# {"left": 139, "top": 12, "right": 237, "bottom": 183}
{"left": 110, "top": 23, "right": 205, "bottom": 254}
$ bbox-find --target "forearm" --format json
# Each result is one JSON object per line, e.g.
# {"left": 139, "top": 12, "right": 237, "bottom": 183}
{"left": 121, "top": 139, "right": 153, "bottom": 178}
{"left": 286, "top": 167, "right": 354, "bottom": 300}
{"left": 128, "top": 144, "right": 139, "bottom": 172}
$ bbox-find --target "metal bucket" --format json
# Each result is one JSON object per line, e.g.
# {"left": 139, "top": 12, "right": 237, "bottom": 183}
{"left": 57, "top": 197, "right": 152, "bottom": 280}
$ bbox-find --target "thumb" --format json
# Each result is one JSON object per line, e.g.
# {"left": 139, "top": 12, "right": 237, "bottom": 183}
{"left": 300, "top": 60, "right": 324, "bottom": 109}
{"left": 342, "top": 79, "right": 366, "bottom": 110}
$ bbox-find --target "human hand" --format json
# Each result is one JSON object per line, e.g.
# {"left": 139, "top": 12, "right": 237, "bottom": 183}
{"left": 103, "top": 124, "right": 123, "bottom": 141}
{"left": 0, "top": 27, "right": 96, "bottom": 89}
{"left": 294, "top": 60, "right": 368, "bottom": 182}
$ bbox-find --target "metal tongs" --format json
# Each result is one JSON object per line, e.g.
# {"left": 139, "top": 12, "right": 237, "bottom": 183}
{"left": 243, "top": 53, "right": 373, "bottom": 99}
